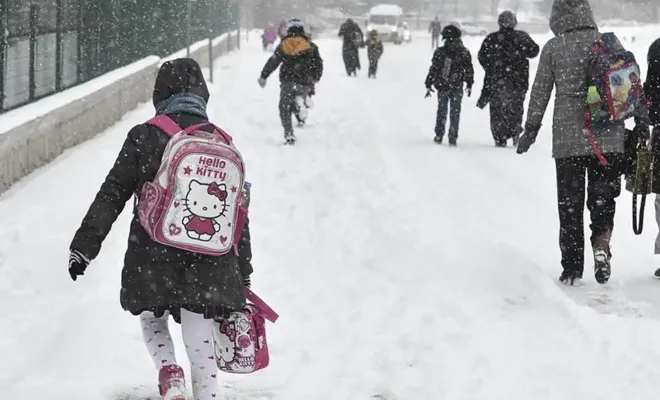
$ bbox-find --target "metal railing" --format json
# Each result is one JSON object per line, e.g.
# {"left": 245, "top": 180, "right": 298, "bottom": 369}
{"left": 0, "top": 0, "right": 239, "bottom": 113}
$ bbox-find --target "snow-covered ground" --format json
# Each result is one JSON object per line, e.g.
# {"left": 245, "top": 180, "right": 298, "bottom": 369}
{"left": 2, "top": 29, "right": 660, "bottom": 400}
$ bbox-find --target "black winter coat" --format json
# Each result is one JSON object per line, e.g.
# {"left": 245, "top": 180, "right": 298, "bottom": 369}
{"left": 260, "top": 32, "right": 323, "bottom": 85}
{"left": 425, "top": 39, "right": 474, "bottom": 91}
{"left": 365, "top": 37, "right": 384, "bottom": 63}
{"left": 338, "top": 20, "right": 364, "bottom": 50}
{"left": 478, "top": 28, "right": 539, "bottom": 92}
{"left": 645, "top": 38, "right": 660, "bottom": 126}
{"left": 70, "top": 59, "right": 251, "bottom": 319}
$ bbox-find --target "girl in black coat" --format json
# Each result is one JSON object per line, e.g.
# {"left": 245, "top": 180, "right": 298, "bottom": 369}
{"left": 68, "top": 58, "right": 253, "bottom": 400}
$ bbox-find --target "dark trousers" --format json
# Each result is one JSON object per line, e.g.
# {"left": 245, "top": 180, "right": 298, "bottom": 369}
{"left": 555, "top": 154, "right": 623, "bottom": 276}
{"left": 489, "top": 87, "right": 525, "bottom": 142}
{"left": 279, "top": 82, "right": 309, "bottom": 136}
{"left": 368, "top": 58, "right": 379, "bottom": 77}
{"left": 435, "top": 88, "right": 463, "bottom": 140}
{"left": 343, "top": 47, "right": 360, "bottom": 75}
{"left": 431, "top": 35, "right": 440, "bottom": 49}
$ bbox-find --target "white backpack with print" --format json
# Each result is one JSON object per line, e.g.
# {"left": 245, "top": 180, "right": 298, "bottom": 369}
{"left": 137, "top": 115, "right": 248, "bottom": 256}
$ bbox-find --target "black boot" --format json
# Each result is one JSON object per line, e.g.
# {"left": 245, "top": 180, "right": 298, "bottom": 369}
{"left": 593, "top": 233, "right": 612, "bottom": 284}
{"left": 434, "top": 135, "right": 443, "bottom": 144}
{"left": 284, "top": 131, "right": 296, "bottom": 145}
{"left": 593, "top": 249, "right": 611, "bottom": 284}
{"left": 559, "top": 269, "right": 582, "bottom": 286}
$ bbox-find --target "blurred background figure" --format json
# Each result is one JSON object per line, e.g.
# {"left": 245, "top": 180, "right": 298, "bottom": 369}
{"left": 262, "top": 23, "right": 279, "bottom": 52}
{"left": 429, "top": 16, "right": 442, "bottom": 50}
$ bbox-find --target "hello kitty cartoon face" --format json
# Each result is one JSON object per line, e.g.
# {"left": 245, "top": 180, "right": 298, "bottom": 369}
{"left": 216, "top": 320, "right": 239, "bottom": 369}
{"left": 181, "top": 180, "right": 229, "bottom": 242}
{"left": 217, "top": 341, "right": 237, "bottom": 365}
{"left": 184, "top": 180, "right": 228, "bottom": 219}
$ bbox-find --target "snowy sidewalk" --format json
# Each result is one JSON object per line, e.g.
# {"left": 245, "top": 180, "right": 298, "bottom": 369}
{"left": 2, "top": 30, "right": 660, "bottom": 400}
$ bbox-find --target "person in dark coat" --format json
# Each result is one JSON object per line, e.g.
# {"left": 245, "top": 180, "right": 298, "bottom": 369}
{"left": 365, "top": 29, "right": 384, "bottom": 78}
{"left": 429, "top": 16, "right": 442, "bottom": 49}
{"left": 644, "top": 39, "right": 660, "bottom": 278}
{"left": 646, "top": 39, "right": 660, "bottom": 130}
{"left": 259, "top": 18, "right": 324, "bottom": 144}
{"left": 68, "top": 58, "right": 253, "bottom": 400}
{"left": 338, "top": 18, "right": 364, "bottom": 76}
{"left": 478, "top": 11, "right": 539, "bottom": 147}
{"left": 425, "top": 25, "right": 474, "bottom": 146}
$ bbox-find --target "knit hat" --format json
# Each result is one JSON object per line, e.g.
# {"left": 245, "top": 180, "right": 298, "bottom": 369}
{"left": 498, "top": 11, "right": 518, "bottom": 29}
{"left": 287, "top": 18, "right": 305, "bottom": 34}
{"left": 442, "top": 25, "right": 461, "bottom": 40}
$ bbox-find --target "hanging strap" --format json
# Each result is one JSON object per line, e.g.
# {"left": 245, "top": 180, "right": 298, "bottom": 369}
{"left": 245, "top": 287, "right": 279, "bottom": 323}
{"left": 633, "top": 193, "right": 646, "bottom": 235}
{"left": 632, "top": 139, "right": 653, "bottom": 235}
{"left": 584, "top": 110, "right": 608, "bottom": 166}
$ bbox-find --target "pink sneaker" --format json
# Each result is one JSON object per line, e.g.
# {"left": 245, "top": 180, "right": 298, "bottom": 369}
{"left": 158, "top": 365, "right": 187, "bottom": 400}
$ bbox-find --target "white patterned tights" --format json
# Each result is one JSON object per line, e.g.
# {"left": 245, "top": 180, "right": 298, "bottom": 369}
{"left": 140, "top": 309, "right": 218, "bottom": 400}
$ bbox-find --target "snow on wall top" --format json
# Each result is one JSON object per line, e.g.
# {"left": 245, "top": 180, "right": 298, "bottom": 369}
{"left": 0, "top": 31, "right": 239, "bottom": 137}
{"left": 0, "top": 56, "right": 160, "bottom": 137}
{"left": 369, "top": 4, "right": 403, "bottom": 16}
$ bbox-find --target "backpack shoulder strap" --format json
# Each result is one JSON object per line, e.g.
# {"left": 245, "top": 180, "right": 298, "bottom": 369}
{"left": 147, "top": 116, "right": 234, "bottom": 145}
{"left": 145, "top": 115, "right": 183, "bottom": 137}
{"left": 184, "top": 122, "right": 235, "bottom": 145}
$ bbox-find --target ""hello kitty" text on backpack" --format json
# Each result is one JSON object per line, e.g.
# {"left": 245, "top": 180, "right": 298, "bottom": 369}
{"left": 137, "top": 115, "right": 248, "bottom": 256}
{"left": 212, "top": 288, "right": 279, "bottom": 374}
{"left": 584, "top": 32, "right": 646, "bottom": 165}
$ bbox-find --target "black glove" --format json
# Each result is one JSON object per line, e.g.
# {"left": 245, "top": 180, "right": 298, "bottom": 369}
{"left": 466, "top": 85, "right": 472, "bottom": 97}
{"left": 242, "top": 275, "right": 252, "bottom": 288}
{"left": 425, "top": 87, "right": 434, "bottom": 98}
{"left": 68, "top": 249, "right": 90, "bottom": 281}
{"left": 517, "top": 125, "right": 540, "bottom": 154}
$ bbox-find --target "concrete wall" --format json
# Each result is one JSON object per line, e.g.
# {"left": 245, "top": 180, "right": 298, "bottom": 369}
{"left": 0, "top": 32, "right": 240, "bottom": 194}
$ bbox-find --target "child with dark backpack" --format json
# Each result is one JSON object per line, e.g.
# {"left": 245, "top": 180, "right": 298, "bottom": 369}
{"left": 365, "top": 30, "right": 384, "bottom": 78}
{"left": 259, "top": 18, "right": 324, "bottom": 145}
{"left": 68, "top": 58, "right": 254, "bottom": 400}
{"left": 424, "top": 25, "right": 474, "bottom": 146}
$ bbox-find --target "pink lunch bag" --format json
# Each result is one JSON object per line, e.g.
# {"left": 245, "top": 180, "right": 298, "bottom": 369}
{"left": 212, "top": 288, "right": 279, "bottom": 374}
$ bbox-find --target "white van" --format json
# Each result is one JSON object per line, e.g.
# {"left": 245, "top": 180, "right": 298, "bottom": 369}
{"left": 366, "top": 4, "right": 404, "bottom": 44}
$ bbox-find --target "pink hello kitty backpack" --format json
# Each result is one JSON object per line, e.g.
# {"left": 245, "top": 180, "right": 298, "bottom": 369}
{"left": 137, "top": 115, "right": 248, "bottom": 256}
{"left": 212, "top": 288, "right": 279, "bottom": 374}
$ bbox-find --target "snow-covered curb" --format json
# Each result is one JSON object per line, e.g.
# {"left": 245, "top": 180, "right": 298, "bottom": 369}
{"left": 0, "top": 31, "right": 240, "bottom": 194}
